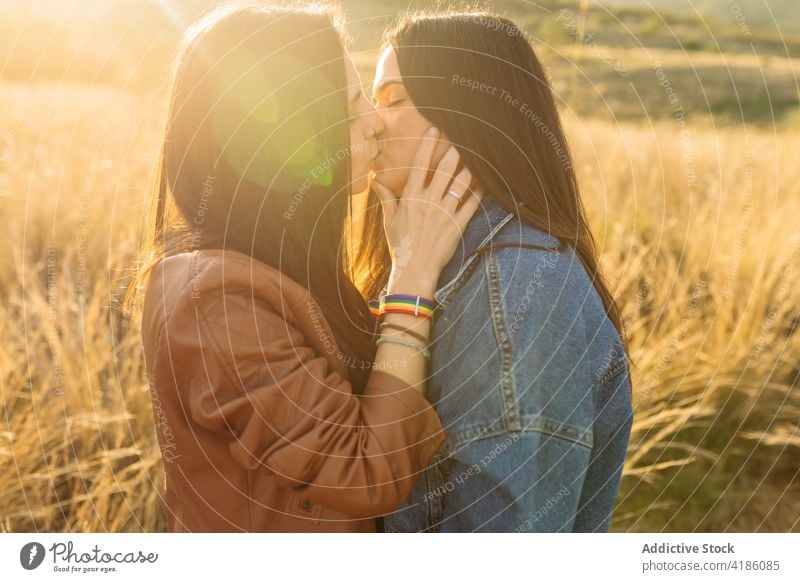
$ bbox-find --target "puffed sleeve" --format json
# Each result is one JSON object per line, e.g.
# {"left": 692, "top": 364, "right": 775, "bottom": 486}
{"left": 169, "top": 288, "right": 445, "bottom": 518}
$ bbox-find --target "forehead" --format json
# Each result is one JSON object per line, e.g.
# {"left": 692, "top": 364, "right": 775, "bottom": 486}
{"left": 373, "top": 46, "right": 402, "bottom": 91}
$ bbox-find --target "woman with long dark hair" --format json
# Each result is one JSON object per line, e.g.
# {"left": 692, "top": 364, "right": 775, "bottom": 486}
{"left": 367, "top": 9, "right": 635, "bottom": 532}
{"left": 128, "top": 2, "right": 482, "bottom": 532}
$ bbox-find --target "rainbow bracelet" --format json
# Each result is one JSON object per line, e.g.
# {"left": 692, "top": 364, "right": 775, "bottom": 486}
{"left": 378, "top": 293, "right": 435, "bottom": 319}
{"left": 368, "top": 299, "right": 381, "bottom": 317}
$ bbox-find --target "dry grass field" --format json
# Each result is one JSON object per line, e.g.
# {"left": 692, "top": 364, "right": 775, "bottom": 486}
{"left": 1, "top": 0, "right": 799, "bottom": 533}
{"left": 1, "top": 77, "right": 797, "bottom": 532}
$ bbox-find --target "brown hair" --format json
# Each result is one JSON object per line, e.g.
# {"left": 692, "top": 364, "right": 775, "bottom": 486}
{"left": 127, "top": 1, "right": 381, "bottom": 391}
{"left": 382, "top": 8, "right": 634, "bottom": 389}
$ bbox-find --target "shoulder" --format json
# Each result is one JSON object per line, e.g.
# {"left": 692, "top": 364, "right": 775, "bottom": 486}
{"left": 152, "top": 249, "right": 313, "bottom": 317}
{"left": 486, "top": 220, "right": 627, "bottom": 378}
{"left": 486, "top": 219, "right": 601, "bottom": 318}
{"left": 146, "top": 250, "right": 341, "bottom": 384}
{"left": 144, "top": 249, "right": 319, "bottom": 353}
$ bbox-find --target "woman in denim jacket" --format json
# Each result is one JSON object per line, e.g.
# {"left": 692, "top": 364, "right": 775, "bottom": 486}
{"left": 368, "top": 9, "right": 635, "bottom": 532}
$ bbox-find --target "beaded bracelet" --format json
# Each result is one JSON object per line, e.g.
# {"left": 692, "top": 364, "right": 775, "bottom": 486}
{"left": 379, "top": 293, "right": 435, "bottom": 319}
{"left": 375, "top": 336, "right": 431, "bottom": 359}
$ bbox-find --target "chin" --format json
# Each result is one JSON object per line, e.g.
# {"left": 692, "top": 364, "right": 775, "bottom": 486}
{"left": 351, "top": 179, "right": 369, "bottom": 195}
{"left": 371, "top": 167, "right": 406, "bottom": 195}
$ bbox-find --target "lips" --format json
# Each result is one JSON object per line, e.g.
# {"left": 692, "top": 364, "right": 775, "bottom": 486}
{"left": 370, "top": 148, "right": 382, "bottom": 168}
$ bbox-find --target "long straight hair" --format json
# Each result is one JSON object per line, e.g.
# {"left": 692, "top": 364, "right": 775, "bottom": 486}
{"left": 382, "top": 9, "right": 634, "bottom": 388}
{"left": 127, "top": 1, "right": 380, "bottom": 391}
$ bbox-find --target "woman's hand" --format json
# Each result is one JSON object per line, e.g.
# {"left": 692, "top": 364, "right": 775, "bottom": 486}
{"left": 372, "top": 127, "right": 484, "bottom": 291}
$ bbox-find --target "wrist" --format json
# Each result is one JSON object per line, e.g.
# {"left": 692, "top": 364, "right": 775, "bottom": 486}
{"left": 386, "top": 276, "right": 437, "bottom": 299}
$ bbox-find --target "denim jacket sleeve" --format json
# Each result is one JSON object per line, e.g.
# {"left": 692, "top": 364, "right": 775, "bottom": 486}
{"left": 431, "top": 244, "right": 626, "bottom": 532}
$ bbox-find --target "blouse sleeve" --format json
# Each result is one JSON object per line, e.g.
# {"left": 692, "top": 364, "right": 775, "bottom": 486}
{"left": 172, "top": 289, "right": 445, "bottom": 518}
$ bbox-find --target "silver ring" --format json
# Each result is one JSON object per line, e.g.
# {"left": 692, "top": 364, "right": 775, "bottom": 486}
{"left": 446, "top": 189, "right": 464, "bottom": 201}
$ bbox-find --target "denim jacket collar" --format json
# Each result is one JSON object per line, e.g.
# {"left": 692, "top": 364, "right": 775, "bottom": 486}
{"left": 433, "top": 196, "right": 515, "bottom": 306}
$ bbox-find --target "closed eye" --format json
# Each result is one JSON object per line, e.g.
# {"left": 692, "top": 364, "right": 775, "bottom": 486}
{"left": 387, "top": 99, "right": 404, "bottom": 108}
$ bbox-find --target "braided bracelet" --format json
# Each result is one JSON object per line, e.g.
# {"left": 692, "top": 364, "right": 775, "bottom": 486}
{"left": 380, "top": 322, "right": 431, "bottom": 347}
{"left": 375, "top": 336, "right": 431, "bottom": 359}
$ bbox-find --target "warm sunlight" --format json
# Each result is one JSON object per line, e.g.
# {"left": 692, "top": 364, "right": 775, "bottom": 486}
{"left": 1, "top": 0, "right": 798, "bottom": 577}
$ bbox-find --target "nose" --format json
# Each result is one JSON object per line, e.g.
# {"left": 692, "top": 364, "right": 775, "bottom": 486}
{"left": 365, "top": 107, "right": 385, "bottom": 140}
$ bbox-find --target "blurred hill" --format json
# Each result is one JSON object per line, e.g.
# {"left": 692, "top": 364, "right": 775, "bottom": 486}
{"left": 0, "top": 0, "right": 797, "bottom": 125}
{"left": 596, "top": 0, "right": 800, "bottom": 33}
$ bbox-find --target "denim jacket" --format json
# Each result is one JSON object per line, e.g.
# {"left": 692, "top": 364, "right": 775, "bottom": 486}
{"left": 382, "top": 196, "right": 634, "bottom": 532}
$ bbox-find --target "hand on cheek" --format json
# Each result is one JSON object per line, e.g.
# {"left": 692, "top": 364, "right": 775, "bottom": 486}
{"left": 426, "top": 132, "right": 454, "bottom": 186}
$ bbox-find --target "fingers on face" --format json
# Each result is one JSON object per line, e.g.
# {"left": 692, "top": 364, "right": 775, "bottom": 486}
{"left": 427, "top": 146, "right": 460, "bottom": 199}
{"left": 372, "top": 181, "right": 398, "bottom": 225}
{"left": 372, "top": 180, "right": 393, "bottom": 205}
{"left": 405, "top": 127, "right": 440, "bottom": 197}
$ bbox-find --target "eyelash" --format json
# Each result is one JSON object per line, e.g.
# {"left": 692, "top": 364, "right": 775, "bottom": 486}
{"left": 387, "top": 99, "right": 403, "bottom": 108}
